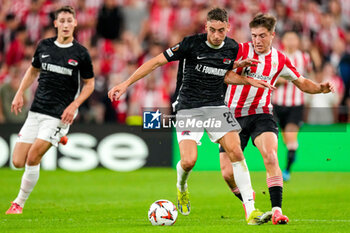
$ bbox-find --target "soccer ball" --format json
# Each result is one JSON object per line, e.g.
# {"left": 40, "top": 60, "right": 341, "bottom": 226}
{"left": 148, "top": 200, "right": 178, "bottom": 226}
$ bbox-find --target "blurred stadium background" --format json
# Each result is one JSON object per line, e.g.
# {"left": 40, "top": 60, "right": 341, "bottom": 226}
{"left": 0, "top": 0, "right": 349, "bottom": 232}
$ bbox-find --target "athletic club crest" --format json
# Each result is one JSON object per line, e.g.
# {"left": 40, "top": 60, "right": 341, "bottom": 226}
{"left": 68, "top": 59, "right": 78, "bottom": 66}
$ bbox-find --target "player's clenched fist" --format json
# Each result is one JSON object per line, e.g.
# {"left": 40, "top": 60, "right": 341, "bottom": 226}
{"left": 320, "top": 82, "right": 335, "bottom": 93}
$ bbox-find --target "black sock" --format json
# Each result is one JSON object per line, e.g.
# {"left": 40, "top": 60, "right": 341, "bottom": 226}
{"left": 269, "top": 186, "right": 283, "bottom": 208}
{"left": 286, "top": 149, "right": 296, "bottom": 172}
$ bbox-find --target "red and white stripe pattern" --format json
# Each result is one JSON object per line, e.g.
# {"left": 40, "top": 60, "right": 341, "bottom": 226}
{"left": 266, "top": 176, "right": 283, "bottom": 188}
{"left": 225, "top": 42, "right": 301, "bottom": 118}
{"left": 272, "top": 50, "right": 312, "bottom": 106}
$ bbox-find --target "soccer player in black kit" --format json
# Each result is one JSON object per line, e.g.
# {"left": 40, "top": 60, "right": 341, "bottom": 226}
{"left": 6, "top": 6, "right": 94, "bottom": 214}
{"left": 109, "top": 8, "right": 274, "bottom": 225}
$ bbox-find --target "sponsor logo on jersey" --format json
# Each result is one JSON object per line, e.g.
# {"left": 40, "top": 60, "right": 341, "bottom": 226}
{"left": 42, "top": 63, "right": 73, "bottom": 76}
{"left": 171, "top": 44, "right": 180, "bottom": 51}
{"left": 195, "top": 64, "right": 227, "bottom": 76}
{"left": 223, "top": 58, "right": 231, "bottom": 64}
{"left": 243, "top": 67, "right": 271, "bottom": 81}
{"left": 143, "top": 109, "right": 161, "bottom": 129}
{"left": 197, "top": 56, "right": 206, "bottom": 60}
{"left": 68, "top": 59, "right": 78, "bottom": 66}
{"left": 42, "top": 54, "right": 50, "bottom": 58}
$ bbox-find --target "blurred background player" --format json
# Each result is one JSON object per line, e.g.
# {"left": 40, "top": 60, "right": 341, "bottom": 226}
{"left": 108, "top": 8, "right": 274, "bottom": 225}
{"left": 272, "top": 31, "right": 313, "bottom": 181}
{"left": 220, "top": 13, "right": 334, "bottom": 225}
{"left": 6, "top": 6, "right": 94, "bottom": 214}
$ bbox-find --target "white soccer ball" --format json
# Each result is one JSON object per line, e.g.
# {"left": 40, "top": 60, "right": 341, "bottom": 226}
{"left": 148, "top": 199, "right": 178, "bottom": 226}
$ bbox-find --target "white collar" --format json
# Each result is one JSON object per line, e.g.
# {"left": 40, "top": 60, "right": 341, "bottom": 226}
{"left": 54, "top": 40, "right": 73, "bottom": 48}
{"left": 205, "top": 40, "right": 225, "bottom": 49}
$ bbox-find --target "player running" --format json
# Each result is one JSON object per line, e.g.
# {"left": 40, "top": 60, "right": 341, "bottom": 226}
{"left": 109, "top": 8, "right": 274, "bottom": 225}
{"left": 6, "top": 6, "right": 95, "bottom": 214}
{"left": 272, "top": 31, "right": 313, "bottom": 181}
{"left": 220, "top": 13, "right": 334, "bottom": 224}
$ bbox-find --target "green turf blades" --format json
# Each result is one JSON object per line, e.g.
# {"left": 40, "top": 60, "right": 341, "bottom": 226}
{"left": 1, "top": 168, "right": 350, "bottom": 232}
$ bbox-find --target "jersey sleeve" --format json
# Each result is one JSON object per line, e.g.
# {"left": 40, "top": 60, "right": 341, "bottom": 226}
{"left": 32, "top": 40, "right": 43, "bottom": 69}
{"left": 79, "top": 49, "right": 94, "bottom": 79}
{"left": 279, "top": 56, "right": 301, "bottom": 81}
{"left": 163, "top": 36, "right": 192, "bottom": 62}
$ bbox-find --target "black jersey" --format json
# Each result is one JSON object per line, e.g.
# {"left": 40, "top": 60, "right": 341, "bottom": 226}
{"left": 163, "top": 33, "right": 239, "bottom": 111}
{"left": 30, "top": 37, "right": 94, "bottom": 119}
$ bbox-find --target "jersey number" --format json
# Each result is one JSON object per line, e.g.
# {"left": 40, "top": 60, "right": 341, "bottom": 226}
{"left": 54, "top": 127, "right": 62, "bottom": 136}
{"left": 223, "top": 112, "right": 236, "bottom": 127}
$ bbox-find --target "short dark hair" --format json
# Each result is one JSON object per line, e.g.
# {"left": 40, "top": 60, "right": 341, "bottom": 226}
{"left": 207, "top": 7, "right": 228, "bottom": 22}
{"left": 55, "top": 6, "right": 76, "bottom": 19}
{"left": 249, "top": 13, "right": 277, "bottom": 32}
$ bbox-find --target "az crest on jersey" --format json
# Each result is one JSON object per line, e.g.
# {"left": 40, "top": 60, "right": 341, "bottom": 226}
{"left": 68, "top": 59, "right": 78, "bottom": 66}
{"left": 223, "top": 58, "right": 231, "bottom": 64}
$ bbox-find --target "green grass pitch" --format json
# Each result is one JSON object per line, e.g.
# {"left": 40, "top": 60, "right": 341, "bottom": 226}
{"left": 0, "top": 168, "right": 349, "bottom": 233}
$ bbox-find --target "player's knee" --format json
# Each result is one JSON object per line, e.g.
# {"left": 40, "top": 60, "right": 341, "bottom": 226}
{"left": 263, "top": 151, "right": 279, "bottom": 168}
{"left": 181, "top": 156, "right": 197, "bottom": 171}
{"left": 26, "top": 149, "right": 41, "bottom": 166}
{"left": 12, "top": 159, "right": 25, "bottom": 168}
{"left": 225, "top": 145, "right": 244, "bottom": 162}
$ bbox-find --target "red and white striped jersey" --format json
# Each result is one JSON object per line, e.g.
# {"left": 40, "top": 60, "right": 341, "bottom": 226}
{"left": 225, "top": 42, "right": 301, "bottom": 118}
{"left": 272, "top": 50, "right": 312, "bottom": 106}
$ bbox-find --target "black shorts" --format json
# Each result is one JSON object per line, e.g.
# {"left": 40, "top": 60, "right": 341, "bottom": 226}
{"left": 273, "top": 105, "right": 304, "bottom": 130}
{"left": 220, "top": 113, "right": 278, "bottom": 152}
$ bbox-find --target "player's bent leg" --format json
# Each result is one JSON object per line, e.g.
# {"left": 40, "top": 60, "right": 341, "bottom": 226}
{"left": 8, "top": 139, "right": 52, "bottom": 213}
{"left": 12, "top": 142, "right": 32, "bottom": 168}
{"left": 254, "top": 132, "right": 288, "bottom": 224}
{"left": 176, "top": 140, "right": 197, "bottom": 216}
{"left": 219, "top": 132, "right": 261, "bottom": 224}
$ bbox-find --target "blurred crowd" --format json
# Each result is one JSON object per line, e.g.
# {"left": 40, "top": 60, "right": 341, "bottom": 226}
{"left": 0, "top": 0, "right": 349, "bottom": 125}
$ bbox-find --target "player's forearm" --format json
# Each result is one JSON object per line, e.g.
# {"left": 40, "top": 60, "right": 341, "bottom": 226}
{"left": 125, "top": 53, "right": 168, "bottom": 87}
{"left": 294, "top": 78, "right": 323, "bottom": 94}
{"left": 16, "top": 66, "right": 39, "bottom": 95}
{"left": 224, "top": 71, "right": 249, "bottom": 85}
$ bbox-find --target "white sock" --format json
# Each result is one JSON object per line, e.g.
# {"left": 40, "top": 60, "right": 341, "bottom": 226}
{"left": 13, "top": 164, "right": 40, "bottom": 208}
{"left": 232, "top": 160, "right": 255, "bottom": 218}
{"left": 272, "top": 207, "right": 282, "bottom": 214}
{"left": 176, "top": 161, "right": 191, "bottom": 192}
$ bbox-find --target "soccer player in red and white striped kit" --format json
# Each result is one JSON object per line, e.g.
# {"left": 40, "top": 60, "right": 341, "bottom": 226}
{"left": 272, "top": 31, "right": 313, "bottom": 181}
{"left": 219, "top": 13, "right": 334, "bottom": 225}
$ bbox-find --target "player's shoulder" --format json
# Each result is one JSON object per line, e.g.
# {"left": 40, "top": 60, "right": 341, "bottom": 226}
{"left": 273, "top": 47, "right": 288, "bottom": 59}
{"left": 224, "top": 36, "right": 239, "bottom": 47}
{"left": 37, "top": 37, "right": 56, "bottom": 47}
{"left": 72, "top": 40, "right": 90, "bottom": 54}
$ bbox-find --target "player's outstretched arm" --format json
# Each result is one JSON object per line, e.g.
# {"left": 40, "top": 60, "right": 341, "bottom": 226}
{"left": 11, "top": 66, "right": 40, "bottom": 115}
{"left": 224, "top": 70, "right": 275, "bottom": 90}
{"left": 292, "top": 76, "right": 335, "bottom": 94}
{"left": 108, "top": 53, "right": 168, "bottom": 101}
{"left": 61, "top": 77, "right": 95, "bottom": 125}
